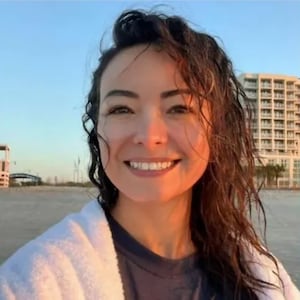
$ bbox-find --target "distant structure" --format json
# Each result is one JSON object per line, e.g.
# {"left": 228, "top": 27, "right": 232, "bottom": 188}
{"left": 238, "top": 73, "right": 300, "bottom": 187}
{"left": 10, "top": 173, "right": 42, "bottom": 185}
{"left": 0, "top": 144, "right": 10, "bottom": 188}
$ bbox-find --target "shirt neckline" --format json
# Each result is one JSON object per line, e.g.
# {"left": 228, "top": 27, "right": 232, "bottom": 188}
{"left": 106, "top": 212, "right": 199, "bottom": 278}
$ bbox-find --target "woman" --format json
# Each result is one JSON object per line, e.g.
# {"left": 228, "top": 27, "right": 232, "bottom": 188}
{"left": 0, "top": 9, "right": 299, "bottom": 300}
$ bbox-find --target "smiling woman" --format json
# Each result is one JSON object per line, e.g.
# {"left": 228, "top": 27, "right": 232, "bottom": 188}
{"left": 0, "top": 8, "right": 299, "bottom": 300}
{"left": 97, "top": 46, "right": 210, "bottom": 212}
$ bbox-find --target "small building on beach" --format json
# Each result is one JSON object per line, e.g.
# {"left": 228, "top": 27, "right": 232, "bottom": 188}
{"left": 0, "top": 145, "right": 10, "bottom": 188}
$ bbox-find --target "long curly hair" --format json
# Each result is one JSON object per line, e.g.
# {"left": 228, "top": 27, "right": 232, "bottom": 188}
{"left": 83, "top": 9, "right": 278, "bottom": 299}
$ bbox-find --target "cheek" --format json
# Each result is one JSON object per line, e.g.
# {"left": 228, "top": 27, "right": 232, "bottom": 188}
{"left": 97, "top": 120, "right": 130, "bottom": 165}
{"left": 192, "top": 132, "right": 210, "bottom": 156}
{"left": 174, "top": 123, "right": 210, "bottom": 160}
{"left": 183, "top": 130, "right": 210, "bottom": 181}
{"left": 187, "top": 137, "right": 210, "bottom": 170}
{"left": 98, "top": 119, "right": 122, "bottom": 141}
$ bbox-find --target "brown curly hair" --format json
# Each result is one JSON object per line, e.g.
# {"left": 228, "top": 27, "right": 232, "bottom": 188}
{"left": 82, "top": 9, "right": 279, "bottom": 299}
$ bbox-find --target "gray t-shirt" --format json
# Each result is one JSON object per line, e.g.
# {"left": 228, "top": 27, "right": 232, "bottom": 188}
{"left": 107, "top": 214, "right": 220, "bottom": 300}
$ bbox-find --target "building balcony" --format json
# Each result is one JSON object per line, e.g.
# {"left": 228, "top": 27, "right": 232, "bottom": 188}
{"left": 261, "top": 84, "right": 272, "bottom": 89}
{"left": 261, "top": 103, "right": 272, "bottom": 108}
{"left": 287, "top": 104, "right": 295, "bottom": 109}
{"left": 274, "top": 114, "right": 284, "bottom": 119}
{"left": 274, "top": 94, "right": 284, "bottom": 99}
{"left": 261, "top": 114, "right": 272, "bottom": 118}
{"left": 261, "top": 93, "right": 272, "bottom": 98}
{"left": 261, "top": 144, "right": 272, "bottom": 149}
{"left": 274, "top": 144, "right": 285, "bottom": 149}
{"left": 274, "top": 104, "right": 284, "bottom": 109}
{"left": 274, "top": 102, "right": 284, "bottom": 106}
{"left": 274, "top": 124, "right": 284, "bottom": 129}
{"left": 274, "top": 84, "right": 284, "bottom": 89}
{"left": 287, "top": 144, "right": 296, "bottom": 149}
{"left": 261, "top": 123, "right": 272, "bottom": 128}
{"left": 245, "top": 84, "right": 257, "bottom": 89}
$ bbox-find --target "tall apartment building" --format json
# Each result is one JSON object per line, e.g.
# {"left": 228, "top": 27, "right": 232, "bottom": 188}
{"left": 0, "top": 144, "right": 10, "bottom": 188}
{"left": 238, "top": 73, "right": 300, "bottom": 187}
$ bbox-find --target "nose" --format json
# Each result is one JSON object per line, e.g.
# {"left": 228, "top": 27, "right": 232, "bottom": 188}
{"left": 133, "top": 111, "right": 168, "bottom": 148}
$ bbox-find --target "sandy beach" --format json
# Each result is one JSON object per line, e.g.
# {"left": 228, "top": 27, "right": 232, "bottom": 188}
{"left": 0, "top": 187, "right": 299, "bottom": 288}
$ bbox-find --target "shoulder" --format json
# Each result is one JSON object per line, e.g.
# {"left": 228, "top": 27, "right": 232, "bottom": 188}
{"left": 0, "top": 200, "right": 123, "bottom": 300}
{"left": 243, "top": 243, "right": 300, "bottom": 300}
{"left": 1, "top": 200, "right": 109, "bottom": 265}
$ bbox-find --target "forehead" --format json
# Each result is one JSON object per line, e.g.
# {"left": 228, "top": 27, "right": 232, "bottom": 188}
{"left": 100, "top": 45, "right": 186, "bottom": 99}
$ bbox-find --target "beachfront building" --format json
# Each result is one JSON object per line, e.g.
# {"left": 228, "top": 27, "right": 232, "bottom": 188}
{"left": 238, "top": 73, "right": 300, "bottom": 187}
{"left": 0, "top": 144, "right": 10, "bottom": 188}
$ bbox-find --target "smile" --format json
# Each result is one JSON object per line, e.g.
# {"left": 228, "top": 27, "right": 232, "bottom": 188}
{"left": 125, "top": 160, "right": 180, "bottom": 171}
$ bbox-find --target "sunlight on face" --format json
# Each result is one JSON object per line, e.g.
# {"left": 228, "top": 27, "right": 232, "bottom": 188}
{"left": 97, "top": 45, "right": 210, "bottom": 204}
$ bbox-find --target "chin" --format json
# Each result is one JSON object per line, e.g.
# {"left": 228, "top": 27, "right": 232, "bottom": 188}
{"left": 119, "top": 188, "right": 187, "bottom": 205}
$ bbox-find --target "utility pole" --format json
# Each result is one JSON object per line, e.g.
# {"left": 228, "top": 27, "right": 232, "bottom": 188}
{"left": 73, "top": 157, "right": 81, "bottom": 183}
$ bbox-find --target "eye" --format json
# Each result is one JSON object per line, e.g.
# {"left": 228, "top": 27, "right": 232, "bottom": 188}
{"left": 168, "top": 105, "right": 194, "bottom": 114}
{"left": 107, "top": 105, "right": 134, "bottom": 115}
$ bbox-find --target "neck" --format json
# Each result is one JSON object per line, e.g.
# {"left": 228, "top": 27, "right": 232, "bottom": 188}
{"left": 111, "top": 191, "right": 195, "bottom": 259}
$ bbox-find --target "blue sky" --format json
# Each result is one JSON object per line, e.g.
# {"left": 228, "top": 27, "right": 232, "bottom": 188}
{"left": 0, "top": 1, "right": 299, "bottom": 182}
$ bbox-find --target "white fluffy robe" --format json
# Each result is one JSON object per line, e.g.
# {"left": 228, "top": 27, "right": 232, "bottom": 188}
{"left": 0, "top": 201, "right": 124, "bottom": 300}
{"left": 0, "top": 200, "right": 299, "bottom": 300}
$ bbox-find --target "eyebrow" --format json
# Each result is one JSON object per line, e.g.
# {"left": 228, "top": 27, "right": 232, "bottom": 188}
{"left": 103, "top": 88, "right": 191, "bottom": 102}
{"left": 161, "top": 89, "right": 191, "bottom": 98}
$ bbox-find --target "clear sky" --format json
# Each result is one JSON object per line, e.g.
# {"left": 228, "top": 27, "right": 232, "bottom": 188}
{"left": 0, "top": 1, "right": 299, "bottom": 182}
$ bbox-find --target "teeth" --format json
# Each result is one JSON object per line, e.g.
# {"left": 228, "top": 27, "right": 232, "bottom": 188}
{"left": 161, "top": 162, "right": 168, "bottom": 169}
{"left": 129, "top": 161, "right": 174, "bottom": 171}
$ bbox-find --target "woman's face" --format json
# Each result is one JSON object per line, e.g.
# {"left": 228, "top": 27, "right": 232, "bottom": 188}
{"left": 97, "top": 45, "right": 210, "bottom": 204}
